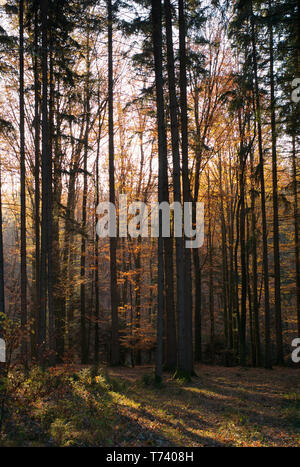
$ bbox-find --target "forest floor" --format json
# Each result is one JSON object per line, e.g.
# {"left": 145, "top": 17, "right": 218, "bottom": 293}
{"left": 1, "top": 363, "right": 299, "bottom": 447}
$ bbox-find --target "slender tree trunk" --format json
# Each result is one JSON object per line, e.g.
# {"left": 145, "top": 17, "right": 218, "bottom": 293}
{"left": 246, "top": 207, "right": 256, "bottom": 366}
{"left": 47, "top": 38, "right": 54, "bottom": 363}
{"left": 62, "top": 154, "right": 78, "bottom": 350}
{"left": 178, "top": 0, "right": 193, "bottom": 376}
{"left": 193, "top": 249, "right": 202, "bottom": 362}
{"left": 33, "top": 0, "right": 40, "bottom": 360}
{"left": 107, "top": 0, "right": 120, "bottom": 365}
{"left": 238, "top": 111, "right": 247, "bottom": 367}
{"left": 134, "top": 240, "right": 142, "bottom": 366}
{"left": 219, "top": 155, "right": 229, "bottom": 347}
{"left": 94, "top": 106, "right": 104, "bottom": 365}
{"left": 228, "top": 159, "right": 234, "bottom": 350}
{"left": 39, "top": 0, "right": 49, "bottom": 363}
{"left": 250, "top": 2, "right": 272, "bottom": 368}
{"left": 19, "top": 0, "right": 27, "bottom": 366}
{"left": 164, "top": 0, "right": 190, "bottom": 372}
{"left": 208, "top": 172, "right": 215, "bottom": 363}
{"left": 80, "top": 32, "right": 91, "bottom": 365}
{"left": 193, "top": 87, "right": 203, "bottom": 363}
{"left": 151, "top": 0, "right": 166, "bottom": 382}
{"left": 269, "top": 1, "right": 283, "bottom": 365}
{"left": 234, "top": 195, "right": 241, "bottom": 356}
{"left": 0, "top": 162, "right": 5, "bottom": 329}
{"left": 250, "top": 145, "right": 261, "bottom": 366}
{"left": 292, "top": 135, "right": 300, "bottom": 337}
{"left": 52, "top": 75, "right": 64, "bottom": 363}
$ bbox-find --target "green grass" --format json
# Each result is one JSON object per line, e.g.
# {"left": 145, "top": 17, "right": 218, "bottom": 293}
{"left": 0, "top": 367, "right": 116, "bottom": 446}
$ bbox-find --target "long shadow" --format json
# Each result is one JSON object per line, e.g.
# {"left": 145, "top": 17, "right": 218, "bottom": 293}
{"left": 114, "top": 404, "right": 228, "bottom": 447}
{"left": 113, "top": 373, "right": 297, "bottom": 441}
{"left": 110, "top": 383, "right": 231, "bottom": 446}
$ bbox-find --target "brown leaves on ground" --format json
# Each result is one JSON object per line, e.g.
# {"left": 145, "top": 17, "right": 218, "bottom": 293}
{"left": 107, "top": 364, "right": 300, "bottom": 447}
{"left": 1, "top": 363, "right": 299, "bottom": 447}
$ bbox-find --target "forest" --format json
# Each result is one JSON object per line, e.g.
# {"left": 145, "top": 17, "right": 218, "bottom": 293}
{"left": 0, "top": 0, "right": 299, "bottom": 449}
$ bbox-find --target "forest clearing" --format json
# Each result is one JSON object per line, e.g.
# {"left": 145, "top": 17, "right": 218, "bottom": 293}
{"left": 0, "top": 364, "right": 300, "bottom": 447}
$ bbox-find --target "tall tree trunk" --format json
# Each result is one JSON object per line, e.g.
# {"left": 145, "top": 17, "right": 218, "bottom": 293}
{"left": 238, "top": 111, "right": 247, "bottom": 367}
{"left": 246, "top": 207, "right": 256, "bottom": 366}
{"left": 250, "top": 2, "right": 272, "bottom": 369}
{"left": 269, "top": 1, "right": 283, "bottom": 365}
{"left": 219, "top": 155, "right": 229, "bottom": 349}
{"left": 80, "top": 32, "right": 91, "bottom": 365}
{"left": 134, "top": 240, "right": 142, "bottom": 366}
{"left": 208, "top": 172, "right": 215, "bottom": 363}
{"left": 19, "top": 0, "right": 27, "bottom": 366}
{"left": 151, "top": 0, "right": 166, "bottom": 382}
{"left": 193, "top": 249, "right": 202, "bottom": 362}
{"left": 193, "top": 86, "right": 203, "bottom": 363}
{"left": 164, "top": 0, "right": 190, "bottom": 372}
{"left": 107, "top": 0, "right": 120, "bottom": 365}
{"left": 62, "top": 152, "right": 79, "bottom": 350}
{"left": 228, "top": 158, "right": 235, "bottom": 350}
{"left": 33, "top": 0, "right": 40, "bottom": 360}
{"left": 47, "top": 38, "right": 55, "bottom": 363}
{"left": 0, "top": 161, "right": 5, "bottom": 330}
{"left": 234, "top": 194, "right": 241, "bottom": 356}
{"left": 178, "top": 0, "right": 193, "bottom": 376}
{"left": 292, "top": 135, "right": 300, "bottom": 337}
{"left": 39, "top": 0, "right": 50, "bottom": 363}
{"left": 52, "top": 74, "right": 64, "bottom": 363}
{"left": 250, "top": 145, "right": 261, "bottom": 366}
{"left": 94, "top": 104, "right": 104, "bottom": 365}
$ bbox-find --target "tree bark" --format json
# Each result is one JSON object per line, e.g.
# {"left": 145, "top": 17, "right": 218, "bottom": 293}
{"left": 178, "top": 0, "right": 193, "bottom": 376}
{"left": 268, "top": 0, "right": 283, "bottom": 365}
{"left": 250, "top": 144, "right": 261, "bottom": 366}
{"left": 250, "top": 1, "right": 272, "bottom": 369}
{"left": 39, "top": 0, "right": 50, "bottom": 364}
{"left": 20, "top": 0, "right": 28, "bottom": 366}
{"left": 292, "top": 135, "right": 300, "bottom": 337}
{"left": 0, "top": 161, "right": 5, "bottom": 329}
{"left": 151, "top": 0, "right": 166, "bottom": 382}
{"left": 33, "top": 0, "right": 40, "bottom": 360}
{"left": 80, "top": 31, "right": 91, "bottom": 365}
{"left": 107, "top": 0, "right": 120, "bottom": 365}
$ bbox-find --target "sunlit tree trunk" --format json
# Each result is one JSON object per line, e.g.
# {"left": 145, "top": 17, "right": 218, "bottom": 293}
{"left": 33, "top": 0, "right": 40, "bottom": 360}
{"left": 219, "top": 155, "right": 229, "bottom": 348}
{"left": 80, "top": 31, "right": 91, "bottom": 365}
{"left": 250, "top": 143, "right": 261, "bottom": 366}
{"left": 107, "top": 0, "right": 120, "bottom": 365}
{"left": 268, "top": 0, "right": 283, "bottom": 365}
{"left": 292, "top": 135, "right": 300, "bottom": 337}
{"left": 39, "top": 0, "right": 50, "bottom": 364}
{"left": 164, "top": 0, "right": 189, "bottom": 372}
{"left": 178, "top": 0, "right": 193, "bottom": 376}
{"left": 0, "top": 161, "right": 5, "bottom": 329}
{"left": 250, "top": 1, "right": 272, "bottom": 369}
{"left": 94, "top": 103, "right": 104, "bottom": 365}
{"left": 208, "top": 171, "right": 215, "bottom": 363}
{"left": 238, "top": 110, "right": 247, "bottom": 367}
{"left": 19, "top": 0, "right": 28, "bottom": 366}
{"left": 151, "top": 0, "right": 166, "bottom": 382}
